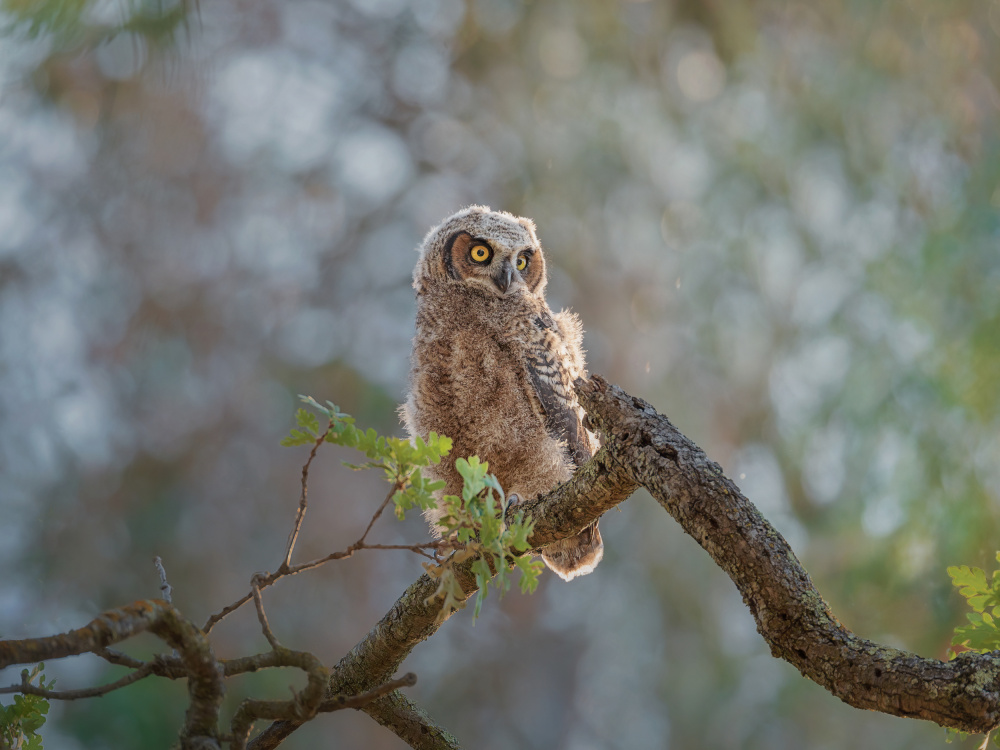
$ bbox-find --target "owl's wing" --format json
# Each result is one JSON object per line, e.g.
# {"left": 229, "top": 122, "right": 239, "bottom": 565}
{"left": 525, "top": 311, "right": 592, "bottom": 467}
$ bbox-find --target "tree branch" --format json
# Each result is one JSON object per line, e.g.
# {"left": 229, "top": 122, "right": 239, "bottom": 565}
{"left": 361, "top": 690, "right": 462, "bottom": 750}
{"left": 576, "top": 375, "right": 1000, "bottom": 733}
{"left": 252, "top": 375, "right": 1000, "bottom": 748}
{"left": 8, "top": 375, "right": 996, "bottom": 749}
{"left": 0, "top": 600, "right": 224, "bottom": 749}
{"left": 248, "top": 432, "right": 638, "bottom": 749}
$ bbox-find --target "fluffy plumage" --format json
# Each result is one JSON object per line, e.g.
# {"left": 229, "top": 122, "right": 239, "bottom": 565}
{"left": 401, "top": 206, "right": 603, "bottom": 581}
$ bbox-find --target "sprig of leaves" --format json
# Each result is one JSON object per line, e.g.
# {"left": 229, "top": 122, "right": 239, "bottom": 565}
{"left": 948, "top": 553, "right": 1000, "bottom": 653}
{"left": 0, "top": 663, "right": 53, "bottom": 750}
{"left": 425, "top": 456, "right": 544, "bottom": 621}
{"left": 945, "top": 553, "right": 1000, "bottom": 748}
{"left": 282, "top": 397, "right": 543, "bottom": 623}
{"left": 282, "top": 397, "right": 450, "bottom": 519}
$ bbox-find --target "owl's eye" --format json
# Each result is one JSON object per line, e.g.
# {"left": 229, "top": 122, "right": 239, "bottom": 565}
{"left": 469, "top": 244, "right": 491, "bottom": 263}
{"left": 515, "top": 255, "right": 527, "bottom": 271}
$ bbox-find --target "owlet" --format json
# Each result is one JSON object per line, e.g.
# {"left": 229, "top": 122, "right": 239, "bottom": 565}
{"left": 400, "top": 205, "right": 603, "bottom": 581}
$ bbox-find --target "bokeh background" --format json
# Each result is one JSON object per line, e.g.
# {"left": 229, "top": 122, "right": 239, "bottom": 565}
{"left": 1, "top": 0, "right": 998, "bottom": 748}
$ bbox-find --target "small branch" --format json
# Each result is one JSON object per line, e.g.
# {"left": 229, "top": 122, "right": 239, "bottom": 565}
{"left": 203, "top": 434, "right": 439, "bottom": 636}
{"left": 0, "top": 600, "right": 224, "bottom": 748}
{"left": 356, "top": 485, "right": 398, "bottom": 548}
{"left": 363, "top": 691, "right": 462, "bottom": 750}
{"left": 249, "top": 435, "right": 637, "bottom": 749}
{"left": 575, "top": 375, "right": 1000, "bottom": 734}
{"left": 0, "top": 662, "right": 157, "bottom": 700}
{"left": 95, "top": 647, "right": 146, "bottom": 670}
{"left": 204, "top": 532, "right": 450, "bottom": 634}
{"left": 321, "top": 672, "right": 417, "bottom": 712}
{"left": 280, "top": 541, "right": 450, "bottom": 577}
{"left": 230, "top": 648, "right": 329, "bottom": 750}
{"left": 251, "top": 577, "right": 281, "bottom": 651}
{"left": 153, "top": 556, "right": 173, "bottom": 603}
{"left": 247, "top": 673, "right": 422, "bottom": 750}
{"left": 203, "top": 593, "right": 253, "bottom": 634}
{"left": 282, "top": 422, "right": 333, "bottom": 570}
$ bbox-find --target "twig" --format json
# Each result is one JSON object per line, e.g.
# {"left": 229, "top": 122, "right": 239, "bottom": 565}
{"left": 230, "top": 648, "right": 329, "bottom": 750}
{"left": 320, "top": 672, "right": 417, "bottom": 712}
{"left": 204, "top": 530, "right": 452, "bottom": 634}
{"left": 0, "top": 662, "right": 157, "bottom": 700}
{"left": 356, "top": 485, "right": 398, "bottom": 548}
{"left": 95, "top": 647, "right": 146, "bottom": 670}
{"left": 204, "top": 426, "right": 419, "bottom": 636}
{"left": 281, "top": 540, "right": 451, "bottom": 578}
{"left": 202, "top": 541, "right": 450, "bottom": 634}
{"left": 362, "top": 690, "right": 463, "bottom": 750}
{"left": 247, "top": 674, "right": 421, "bottom": 750}
{"left": 0, "top": 600, "right": 225, "bottom": 746}
{"left": 282, "top": 422, "right": 333, "bottom": 570}
{"left": 153, "top": 556, "right": 172, "bottom": 603}
{"left": 251, "top": 576, "right": 281, "bottom": 651}
{"left": 202, "top": 593, "right": 253, "bottom": 634}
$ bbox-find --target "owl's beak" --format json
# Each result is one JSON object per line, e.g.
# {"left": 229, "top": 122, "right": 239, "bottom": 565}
{"left": 493, "top": 260, "right": 515, "bottom": 294}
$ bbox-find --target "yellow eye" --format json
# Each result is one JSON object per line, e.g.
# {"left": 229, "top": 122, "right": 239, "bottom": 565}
{"left": 470, "top": 245, "right": 490, "bottom": 263}
{"left": 516, "top": 255, "right": 527, "bottom": 271}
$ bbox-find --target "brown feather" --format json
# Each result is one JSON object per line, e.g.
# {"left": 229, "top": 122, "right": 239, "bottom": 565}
{"left": 403, "top": 206, "right": 604, "bottom": 582}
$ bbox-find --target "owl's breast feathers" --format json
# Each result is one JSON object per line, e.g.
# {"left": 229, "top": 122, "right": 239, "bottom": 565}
{"left": 410, "top": 289, "right": 592, "bottom": 484}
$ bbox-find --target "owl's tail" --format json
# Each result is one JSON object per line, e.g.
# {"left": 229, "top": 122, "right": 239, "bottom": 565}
{"left": 541, "top": 522, "right": 604, "bottom": 582}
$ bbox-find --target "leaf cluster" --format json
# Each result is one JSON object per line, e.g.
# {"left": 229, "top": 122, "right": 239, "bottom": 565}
{"left": 283, "top": 397, "right": 543, "bottom": 623}
{"left": 425, "top": 456, "right": 544, "bottom": 621}
{"left": 0, "top": 664, "right": 53, "bottom": 750}
{"left": 948, "top": 553, "right": 1000, "bottom": 653}
{"left": 282, "top": 397, "right": 451, "bottom": 519}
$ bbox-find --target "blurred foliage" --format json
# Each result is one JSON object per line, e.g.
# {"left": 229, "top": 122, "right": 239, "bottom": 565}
{"left": 0, "top": 0, "right": 997, "bottom": 748}
{"left": 1, "top": 0, "right": 194, "bottom": 51}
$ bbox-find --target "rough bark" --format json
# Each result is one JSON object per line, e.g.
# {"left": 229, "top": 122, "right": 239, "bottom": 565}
{"left": 4, "top": 376, "right": 999, "bottom": 748}
{"left": 258, "top": 375, "right": 1000, "bottom": 746}
{"left": 0, "top": 600, "right": 224, "bottom": 749}
{"left": 247, "top": 437, "right": 638, "bottom": 749}
{"left": 576, "top": 375, "right": 1000, "bottom": 732}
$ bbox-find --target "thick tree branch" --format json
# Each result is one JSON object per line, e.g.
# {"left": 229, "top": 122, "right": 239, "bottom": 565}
{"left": 362, "top": 691, "right": 462, "bottom": 749}
{"left": 248, "top": 437, "right": 637, "bottom": 748}
{"left": 576, "top": 375, "right": 1000, "bottom": 733}
{"left": 253, "top": 375, "right": 1000, "bottom": 748}
{"left": 0, "top": 600, "right": 224, "bottom": 748}
{"left": 230, "top": 648, "right": 329, "bottom": 750}
{"left": 7, "top": 376, "right": 996, "bottom": 749}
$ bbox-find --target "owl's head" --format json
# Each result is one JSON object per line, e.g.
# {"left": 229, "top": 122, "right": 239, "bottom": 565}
{"left": 414, "top": 206, "right": 547, "bottom": 299}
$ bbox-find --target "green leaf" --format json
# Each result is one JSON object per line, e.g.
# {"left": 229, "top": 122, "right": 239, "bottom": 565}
{"left": 423, "top": 564, "right": 467, "bottom": 623}
{"left": 514, "top": 555, "right": 544, "bottom": 594}
{"left": 280, "top": 395, "right": 544, "bottom": 625}
{"left": 1, "top": 663, "right": 52, "bottom": 749}
{"left": 949, "top": 565, "right": 990, "bottom": 610}
{"left": 950, "top": 555, "right": 1000, "bottom": 653}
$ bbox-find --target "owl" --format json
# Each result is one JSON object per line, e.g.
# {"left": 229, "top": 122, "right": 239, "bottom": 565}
{"left": 400, "top": 205, "right": 603, "bottom": 581}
